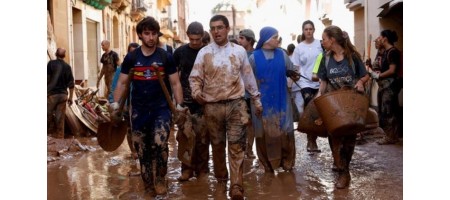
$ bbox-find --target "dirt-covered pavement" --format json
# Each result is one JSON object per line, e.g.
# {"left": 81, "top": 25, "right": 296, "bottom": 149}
{"left": 47, "top": 127, "right": 402, "bottom": 200}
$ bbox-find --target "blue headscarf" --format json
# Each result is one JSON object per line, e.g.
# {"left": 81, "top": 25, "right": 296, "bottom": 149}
{"left": 255, "top": 26, "right": 278, "bottom": 50}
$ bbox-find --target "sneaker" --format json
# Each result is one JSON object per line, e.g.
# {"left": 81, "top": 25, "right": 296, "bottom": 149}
{"left": 335, "top": 171, "right": 351, "bottom": 189}
{"left": 155, "top": 178, "right": 167, "bottom": 195}
{"left": 230, "top": 185, "right": 244, "bottom": 200}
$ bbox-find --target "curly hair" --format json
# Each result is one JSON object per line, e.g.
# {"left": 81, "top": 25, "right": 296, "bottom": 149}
{"left": 136, "top": 16, "right": 161, "bottom": 36}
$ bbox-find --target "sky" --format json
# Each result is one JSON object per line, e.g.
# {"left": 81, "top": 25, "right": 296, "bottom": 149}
{"left": 187, "top": 0, "right": 221, "bottom": 28}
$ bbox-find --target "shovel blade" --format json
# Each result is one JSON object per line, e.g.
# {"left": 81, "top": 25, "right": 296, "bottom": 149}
{"left": 97, "top": 121, "right": 128, "bottom": 152}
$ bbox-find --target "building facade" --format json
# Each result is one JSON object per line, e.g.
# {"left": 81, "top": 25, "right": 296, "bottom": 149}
{"left": 47, "top": 0, "right": 184, "bottom": 93}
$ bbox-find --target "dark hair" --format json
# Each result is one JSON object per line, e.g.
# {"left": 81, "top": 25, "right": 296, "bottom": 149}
{"left": 302, "top": 20, "right": 315, "bottom": 30}
{"left": 136, "top": 17, "right": 161, "bottom": 36}
{"left": 243, "top": 36, "right": 256, "bottom": 45}
{"left": 323, "top": 25, "right": 361, "bottom": 67}
{"left": 287, "top": 43, "right": 295, "bottom": 55}
{"left": 380, "top": 30, "right": 398, "bottom": 45}
{"left": 202, "top": 31, "right": 211, "bottom": 44}
{"left": 127, "top": 42, "right": 139, "bottom": 53}
{"left": 210, "top": 15, "right": 229, "bottom": 28}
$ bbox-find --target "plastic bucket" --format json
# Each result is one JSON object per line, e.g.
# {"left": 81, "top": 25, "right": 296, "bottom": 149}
{"left": 314, "top": 89, "right": 369, "bottom": 136}
{"left": 297, "top": 101, "right": 328, "bottom": 137}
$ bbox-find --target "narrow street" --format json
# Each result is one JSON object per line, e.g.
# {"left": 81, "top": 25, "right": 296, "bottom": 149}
{"left": 47, "top": 127, "right": 403, "bottom": 200}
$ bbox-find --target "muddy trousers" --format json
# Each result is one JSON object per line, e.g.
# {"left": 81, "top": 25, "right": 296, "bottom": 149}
{"left": 180, "top": 134, "right": 211, "bottom": 175}
{"left": 377, "top": 78, "right": 399, "bottom": 142}
{"left": 328, "top": 134, "right": 356, "bottom": 171}
{"left": 301, "top": 88, "right": 319, "bottom": 148}
{"left": 131, "top": 109, "right": 171, "bottom": 187}
{"left": 100, "top": 66, "right": 115, "bottom": 99}
{"left": 204, "top": 98, "right": 249, "bottom": 192}
{"left": 47, "top": 94, "right": 68, "bottom": 138}
{"left": 244, "top": 98, "right": 255, "bottom": 156}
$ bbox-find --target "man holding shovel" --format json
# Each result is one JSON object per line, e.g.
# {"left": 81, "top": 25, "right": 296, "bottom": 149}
{"left": 112, "top": 16, "right": 183, "bottom": 196}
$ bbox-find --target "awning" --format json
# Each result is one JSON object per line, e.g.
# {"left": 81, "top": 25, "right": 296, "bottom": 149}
{"left": 377, "top": 0, "right": 402, "bottom": 17}
{"left": 157, "top": 0, "right": 172, "bottom": 11}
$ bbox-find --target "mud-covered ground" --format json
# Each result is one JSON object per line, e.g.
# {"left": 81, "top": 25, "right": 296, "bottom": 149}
{"left": 47, "top": 126, "right": 403, "bottom": 200}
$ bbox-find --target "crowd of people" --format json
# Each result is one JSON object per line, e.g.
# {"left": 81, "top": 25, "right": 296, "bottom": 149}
{"left": 47, "top": 14, "right": 403, "bottom": 200}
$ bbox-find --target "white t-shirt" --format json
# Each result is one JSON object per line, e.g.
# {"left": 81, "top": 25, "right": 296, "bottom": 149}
{"left": 291, "top": 39, "right": 322, "bottom": 91}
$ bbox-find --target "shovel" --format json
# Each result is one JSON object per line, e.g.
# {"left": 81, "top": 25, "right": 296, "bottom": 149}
{"left": 152, "top": 63, "right": 196, "bottom": 167}
{"left": 97, "top": 69, "right": 134, "bottom": 152}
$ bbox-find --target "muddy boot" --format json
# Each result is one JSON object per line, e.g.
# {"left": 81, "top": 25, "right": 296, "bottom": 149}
{"left": 245, "top": 151, "right": 256, "bottom": 159}
{"left": 229, "top": 184, "right": 244, "bottom": 200}
{"left": 144, "top": 183, "right": 156, "bottom": 196}
{"left": 335, "top": 170, "right": 351, "bottom": 189}
{"left": 177, "top": 169, "right": 193, "bottom": 182}
{"left": 214, "top": 180, "right": 227, "bottom": 195}
{"left": 306, "top": 135, "right": 321, "bottom": 152}
{"left": 154, "top": 177, "right": 167, "bottom": 195}
{"left": 377, "top": 128, "right": 399, "bottom": 145}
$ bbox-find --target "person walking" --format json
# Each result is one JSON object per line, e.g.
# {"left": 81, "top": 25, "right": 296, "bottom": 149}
{"left": 189, "top": 14, "right": 263, "bottom": 200}
{"left": 237, "top": 28, "right": 257, "bottom": 159}
{"left": 97, "top": 40, "right": 120, "bottom": 100}
{"left": 47, "top": 48, "right": 75, "bottom": 139}
{"left": 369, "top": 30, "right": 401, "bottom": 145}
{"left": 173, "top": 21, "right": 210, "bottom": 181}
{"left": 316, "top": 25, "right": 369, "bottom": 189}
{"left": 248, "top": 26, "right": 299, "bottom": 174}
{"left": 291, "top": 20, "right": 324, "bottom": 152}
{"left": 112, "top": 16, "right": 183, "bottom": 196}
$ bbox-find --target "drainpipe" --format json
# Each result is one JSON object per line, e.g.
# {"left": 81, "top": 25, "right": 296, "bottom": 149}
{"left": 364, "top": 0, "right": 369, "bottom": 60}
{"left": 232, "top": 4, "right": 236, "bottom": 39}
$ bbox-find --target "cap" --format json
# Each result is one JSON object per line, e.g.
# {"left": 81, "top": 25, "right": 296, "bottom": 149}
{"left": 186, "top": 21, "right": 204, "bottom": 35}
{"left": 239, "top": 29, "right": 256, "bottom": 42}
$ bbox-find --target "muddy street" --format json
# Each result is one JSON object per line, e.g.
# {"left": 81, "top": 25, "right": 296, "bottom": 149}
{"left": 47, "top": 127, "right": 403, "bottom": 200}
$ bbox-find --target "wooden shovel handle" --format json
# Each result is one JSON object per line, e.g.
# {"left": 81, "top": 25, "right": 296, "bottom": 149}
{"left": 152, "top": 63, "right": 176, "bottom": 113}
{"left": 118, "top": 68, "right": 134, "bottom": 112}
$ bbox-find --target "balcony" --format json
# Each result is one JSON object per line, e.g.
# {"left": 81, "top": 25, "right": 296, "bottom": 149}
{"left": 129, "top": 0, "right": 147, "bottom": 21}
{"left": 110, "top": 0, "right": 130, "bottom": 11}
{"left": 83, "top": 0, "right": 111, "bottom": 10}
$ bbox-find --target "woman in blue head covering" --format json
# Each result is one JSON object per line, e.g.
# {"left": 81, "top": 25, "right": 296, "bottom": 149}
{"left": 248, "top": 26, "right": 300, "bottom": 173}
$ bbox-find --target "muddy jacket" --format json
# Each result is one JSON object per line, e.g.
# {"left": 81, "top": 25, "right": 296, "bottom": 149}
{"left": 189, "top": 42, "right": 260, "bottom": 102}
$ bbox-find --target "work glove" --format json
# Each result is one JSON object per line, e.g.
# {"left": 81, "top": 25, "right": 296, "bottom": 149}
{"left": 109, "top": 102, "right": 122, "bottom": 122}
{"left": 369, "top": 71, "right": 380, "bottom": 79}
{"left": 286, "top": 70, "right": 300, "bottom": 82}
{"left": 252, "top": 99, "right": 263, "bottom": 118}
